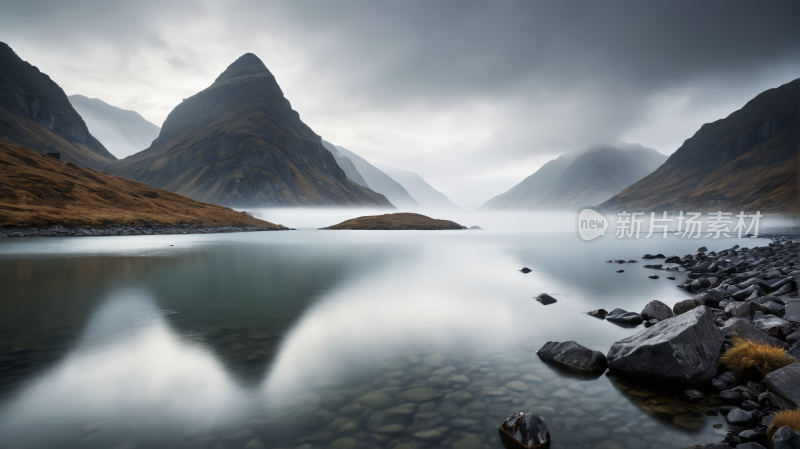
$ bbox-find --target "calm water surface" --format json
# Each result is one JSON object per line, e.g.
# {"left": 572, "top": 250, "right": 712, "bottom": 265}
{"left": 0, "top": 228, "right": 771, "bottom": 449}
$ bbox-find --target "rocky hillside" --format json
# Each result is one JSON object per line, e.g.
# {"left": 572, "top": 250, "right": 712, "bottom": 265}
{"left": 601, "top": 78, "right": 799, "bottom": 213}
{"left": 322, "top": 213, "right": 465, "bottom": 230}
{"left": 110, "top": 53, "right": 391, "bottom": 208}
{"left": 0, "top": 141, "right": 285, "bottom": 231}
{"left": 481, "top": 143, "right": 666, "bottom": 210}
{"left": 0, "top": 42, "right": 115, "bottom": 170}
{"left": 69, "top": 95, "right": 161, "bottom": 158}
{"left": 378, "top": 164, "right": 462, "bottom": 211}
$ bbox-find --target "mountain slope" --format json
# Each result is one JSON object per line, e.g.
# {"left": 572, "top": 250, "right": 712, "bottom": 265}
{"left": 68, "top": 95, "right": 161, "bottom": 158}
{"left": 0, "top": 42, "right": 115, "bottom": 170}
{"left": 0, "top": 141, "right": 284, "bottom": 230}
{"left": 480, "top": 143, "right": 667, "bottom": 210}
{"left": 601, "top": 78, "right": 800, "bottom": 213}
{"left": 333, "top": 146, "right": 420, "bottom": 210}
{"left": 377, "top": 164, "right": 462, "bottom": 211}
{"left": 110, "top": 53, "right": 391, "bottom": 208}
{"left": 321, "top": 139, "right": 368, "bottom": 186}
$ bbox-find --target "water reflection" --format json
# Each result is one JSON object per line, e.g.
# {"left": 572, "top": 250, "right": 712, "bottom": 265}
{"left": 0, "top": 289, "right": 247, "bottom": 449}
{"left": 0, "top": 231, "right": 769, "bottom": 448}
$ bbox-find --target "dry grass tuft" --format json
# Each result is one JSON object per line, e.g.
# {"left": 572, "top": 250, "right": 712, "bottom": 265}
{"left": 719, "top": 335, "right": 795, "bottom": 379}
{"left": 767, "top": 409, "right": 800, "bottom": 442}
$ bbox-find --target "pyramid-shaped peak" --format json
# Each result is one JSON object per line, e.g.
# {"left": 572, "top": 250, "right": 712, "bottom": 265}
{"left": 213, "top": 53, "right": 273, "bottom": 86}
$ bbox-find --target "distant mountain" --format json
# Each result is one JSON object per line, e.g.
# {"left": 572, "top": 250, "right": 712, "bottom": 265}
{"left": 0, "top": 42, "right": 115, "bottom": 169}
{"left": 480, "top": 143, "right": 667, "bottom": 210}
{"left": 377, "top": 164, "right": 462, "bottom": 211}
{"left": 68, "top": 95, "right": 161, "bottom": 158}
{"left": 601, "top": 79, "right": 799, "bottom": 213}
{"left": 110, "top": 54, "right": 391, "bottom": 208}
{"left": 331, "top": 146, "right": 420, "bottom": 210}
{"left": 320, "top": 140, "right": 368, "bottom": 186}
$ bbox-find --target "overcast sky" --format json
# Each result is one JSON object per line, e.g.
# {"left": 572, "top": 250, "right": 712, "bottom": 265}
{"left": 1, "top": 0, "right": 798, "bottom": 207}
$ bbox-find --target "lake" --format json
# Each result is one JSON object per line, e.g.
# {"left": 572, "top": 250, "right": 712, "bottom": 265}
{"left": 0, "top": 214, "right": 776, "bottom": 449}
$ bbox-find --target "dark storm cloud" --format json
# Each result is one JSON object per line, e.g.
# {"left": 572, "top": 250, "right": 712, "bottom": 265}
{"left": 0, "top": 0, "right": 797, "bottom": 205}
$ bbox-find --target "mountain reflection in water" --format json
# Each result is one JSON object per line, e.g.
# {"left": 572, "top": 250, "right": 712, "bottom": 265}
{"left": 0, "top": 228, "right": 772, "bottom": 448}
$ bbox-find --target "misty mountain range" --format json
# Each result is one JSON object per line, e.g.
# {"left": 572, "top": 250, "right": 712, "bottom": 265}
{"left": 0, "top": 40, "right": 796, "bottom": 215}
{"left": 68, "top": 95, "right": 161, "bottom": 159}
{"left": 480, "top": 143, "right": 668, "bottom": 210}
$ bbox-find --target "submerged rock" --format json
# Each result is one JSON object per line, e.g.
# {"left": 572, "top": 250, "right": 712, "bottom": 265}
{"left": 605, "top": 308, "right": 643, "bottom": 326}
{"left": 606, "top": 306, "right": 723, "bottom": 384}
{"left": 588, "top": 309, "right": 608, "bottom": 319}
{"left": 498, "top": 412, "right": 550, "bottom": 448}
{"left": 536, "top": 293, "right": 557, "bottom": 305}
{"left": 536, "top": 341, "right": 607, "bottom": 374}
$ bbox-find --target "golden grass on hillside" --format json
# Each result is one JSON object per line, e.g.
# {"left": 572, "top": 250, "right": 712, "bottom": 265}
{"left": 322, "top": 212, "right": 465, "bottom": 230}
{"left": 719, "top": 335, "right": 795, "bottom": 378}
{"left": 0, "top": 141, "right": 286, "bottom": 230}
{"left": 767, "top": 409, "right": 800, "bottom": 442}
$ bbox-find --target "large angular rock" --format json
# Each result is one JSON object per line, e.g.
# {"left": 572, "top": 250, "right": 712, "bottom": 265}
{"left": 772, "top": 426, "right": 800, "bottom": 449}
{"left": 785, "top": 302, "right": 800, "bottom": 323}
{"left": 721, "top": 318, "right": 788, "bottom": 348}
{"left": 606, "top": 308, "right": 643, "bottom": 325}
{"left": 606, "top": 306, "right": 723, "bottom": 384}
{"left": 753, "top": 315, "right": 792, "bottom": 337}
{"left": 497, "top": 412, "right": 550, "bottom": 448}
{"left": 536, "top": 341, "right": 607, "bottom": 374}
{"left": 641, "top": 300, "right": 674, "bottom": 321}
{"left": 725, "top": 301, "right": 751, "bottom": 319}
{"left": 765, "top": 364, "right": 800, "bottom": 407}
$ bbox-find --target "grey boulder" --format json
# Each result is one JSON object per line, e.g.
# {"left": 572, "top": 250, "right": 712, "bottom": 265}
{"left": 773, "top": 426, "right": 800, "bottom": 449}
{"left": 765, "top": 364, "right": 800, "bottom": 407}
{"left": 725, "top": 302, "right": 751, "bottom": 319}
{"left": 497, "top": 412, "right": 550, "bottom": 449}
{"left": 606, "top": 306, "right": 723, "bottom": 384}
{"left": 606, "top": 308, "right": 643, "bottom": 325}
{"left": 753, "top": 315, "right": 792, "bottom": 337}
{"left": 536, "top": 341, "right": 607, "bottom": 374}
{"left": 721, "top": 318, "right": 787, "bottom": 348}
{"left": 641, "top": 300, "right": 674, "bottom": 321}
{"left": 726, "top": 408, "right": 754, "bottom": 426}
{"left": 674, "top": 299, "right": 699, "bottom": 315}
{"left": 785, "top": 302, "right": 800, "bottom": 323}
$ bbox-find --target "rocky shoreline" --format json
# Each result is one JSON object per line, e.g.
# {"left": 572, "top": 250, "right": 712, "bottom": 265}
{"left": 518, "top": 238, "right": 800, "bottom": 449}
{"left": 0, "top": 223, "right": 292, "bottom": 237}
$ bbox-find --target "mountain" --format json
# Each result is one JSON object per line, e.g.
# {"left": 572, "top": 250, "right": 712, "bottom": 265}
{"left": 68, "top": 95, "right": 161, "bottom": 158}
{"left": 0, "top": 42, "right": 115, "bottom": 170}
{"left": 0, "top": 141, "right": 284, "bottom": 230}
{"left": 480, "top": 143, "right": 667, "bottom": 210}
{"left": 377, "top": 164, "right": 462, "bottom": 211}
{"left": 601, "top": 79, "right": 800, "bottom": 213}
{"left": 110, "top": 53, "right": 391, "bottom": 208}
{"left": 331, "top": 146, "right": 420, "bottom": 210}
{"left": 320, "top": 140, "right": 368, "bottom": 186}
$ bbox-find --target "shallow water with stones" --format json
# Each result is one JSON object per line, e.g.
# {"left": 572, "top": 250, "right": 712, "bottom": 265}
{"left": 0, "top": 229, "right": 774, "bottom": 449}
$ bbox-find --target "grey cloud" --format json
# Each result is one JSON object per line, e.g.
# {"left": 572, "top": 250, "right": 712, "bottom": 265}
{"left": 0, "top": 0, "right": 797, "bottom": 206}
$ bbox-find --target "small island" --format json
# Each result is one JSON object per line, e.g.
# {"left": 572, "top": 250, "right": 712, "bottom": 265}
{"left": 321, "top": 212, "right": 466, "bottom": 230}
